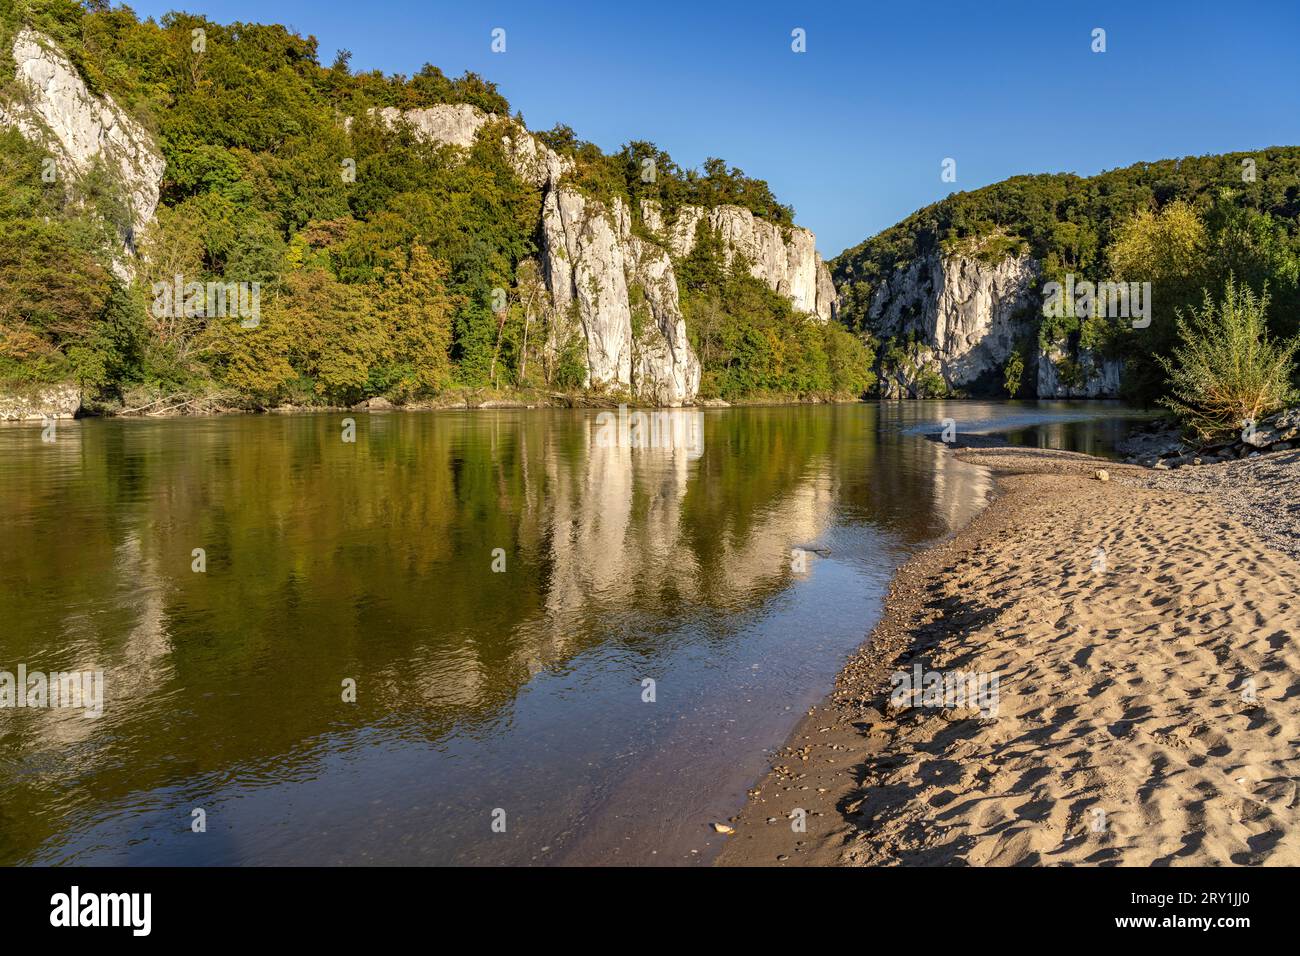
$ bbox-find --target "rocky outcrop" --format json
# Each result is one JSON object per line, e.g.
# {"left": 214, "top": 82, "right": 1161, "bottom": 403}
{"left": 1036, "top": 345, "right": 1123, "bottom": 399}
{"left": 867, "top": 252, "right": 1040, "bottom": 392}
{"left": 0, "top": 28, "right": 165, "bottom": 279}
{"left": 545, "top": 188, "right": 635, "bottom": 388}
{"left": 372, "top": 104, "right": 490, "bottom": 149}
{"left": 374, "top": 102, "right": 838, "bottom": 403}
{"left": 373, "top": 103, "right": 835, "bottom": 403}
{"left": 654, "top": 202, "right": 834, "bottom": 321}
{"left": 0, "top": 383, "right": 81, "bottom": 420}
{"left": 539, "top": 188, "right": 700, "bottom": 403}
{"left": 878, "top": 344, "right": 944, "bottom": 400}
{"left": 851, "top": 247, "right": 1138, "bottom": 399}
{"left": 625, "top": 225, "right": 701, "bottom": 405}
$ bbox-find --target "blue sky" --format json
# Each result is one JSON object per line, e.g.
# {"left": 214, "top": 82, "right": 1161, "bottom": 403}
{"left": 124, "top": 0, "right": 1300, "bottom": 257}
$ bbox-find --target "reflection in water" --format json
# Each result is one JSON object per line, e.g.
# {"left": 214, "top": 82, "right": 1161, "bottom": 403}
{"left": 0, "top": 402, "right": 1133, "bottom": 865}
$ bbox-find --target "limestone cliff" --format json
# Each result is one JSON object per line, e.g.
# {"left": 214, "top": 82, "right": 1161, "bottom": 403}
{"left": 374, "top": 105, "right": 704, "bottom": 403}
{"left": 377, "top": 104, "right": 837, "bottom": 404}
{"left": 0, "top": 28, "right": 165, "bottom": 279}
{"left": 1036, "top": 346, "right": 1123, "bottom": 399}
{"left": 0, "top": 383, "right": 81, "bottom": 421}
{"left": 655, "top": 202, "right": 835, "bottom": 321}
{"left": 858, "top": 250, "right": 1123, "bottom": 398}
{"left": 866, "top": 252, "right": 1039, "bottom": 391}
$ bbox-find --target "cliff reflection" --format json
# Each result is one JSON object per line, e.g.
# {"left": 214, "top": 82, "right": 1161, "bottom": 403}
{"left": 0, "top": 403, "right": 1002, "bottom": 863}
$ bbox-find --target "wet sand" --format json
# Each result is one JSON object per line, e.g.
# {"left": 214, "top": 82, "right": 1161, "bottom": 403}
{"left": 716, "top": 446, "right": 1300, "bottom": 866}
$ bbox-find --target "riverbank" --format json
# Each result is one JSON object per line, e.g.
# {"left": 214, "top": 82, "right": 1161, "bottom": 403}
{"left": 716, "top": 444, "right": 1300, "bottom": 866}
{"left": 0, "top": 384, "right": 864, "bottom": 420}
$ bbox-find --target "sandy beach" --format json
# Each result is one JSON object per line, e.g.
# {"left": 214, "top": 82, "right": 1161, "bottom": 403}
{"left": 717, "top": 445, "right": 1300, "bottom": 866}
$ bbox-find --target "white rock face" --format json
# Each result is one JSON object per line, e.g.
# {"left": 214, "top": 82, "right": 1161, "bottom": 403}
{"left": 502, "top": 128, "right": 573, "bottom": 190}
{"left": 877, "top": 344, "right": 943, "bottom": 400}
{"left": 0, "top": 383, "right": 81, "bottom": 420}
{"left": 539, "top": 189, "right": 700, "bottom": 404}
{"left": 382, "top": 104, "right": 700, "bottom": 404}
{"left": 548, "top": 189, "right": 634, "bottom": 389}
{"left": 370, "top": 104, "right": 574, "bottom": 189}
{"left": 656, "top": 202, "right": 834, "bottom": 321}
{"left": 1037, "top": 346, "right": 1124, "bottom": 398}
{"left": 865, "top": 250, "right": 1128, "bottom": 397}
{"left": 624, "top": 232, "right": 701, "bottom": 406}
{"left": 373, "top": 104, "right": 491, "bottom": 149}
{"left": 0, "top": 29, "right": 165, "bottom": 278}
{"left": 868, "top": 252, "right": 1041, "bottom": 390}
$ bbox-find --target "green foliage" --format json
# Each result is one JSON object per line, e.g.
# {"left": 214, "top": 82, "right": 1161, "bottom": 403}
{"left": 1157, "top": 277, "right": 1299, "bottom": 439}
{"left": 835, "top": 149, "right": 1300, "bottom": 403}
{"left": 878, "top": 337, "right": 947, "bottom": 398}
{"left": 1003, "top": 349, "right": 1025, "bottom": 398}
{"left": 682, "top": 237, "right": 873, "bottom": 401}
{"left": 0, "top": 127, "right": 135, "bottom": 390}
{"left": 536, "top": 127, "right": 794, "bottom": 226}
{"left": 2, "top": 1, "right": 848, "bottom": 410}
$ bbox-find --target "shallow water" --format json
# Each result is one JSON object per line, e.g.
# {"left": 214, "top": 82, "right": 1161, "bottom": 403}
{"left": 0, "top": 401, "right": 1142, "bottom": 865}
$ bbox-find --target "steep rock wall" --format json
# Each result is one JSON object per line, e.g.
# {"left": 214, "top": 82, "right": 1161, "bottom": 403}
{"left": 862, "top": 250, "right": 1124, "bottom": 398}
{"left": 867, "top": 252, "right": 1040, "bottom": 391}
{"left": 0, "top": 383, "right": 81, "bottom": 421}
{"left": 0, "top": 28, "right": 165, "bottom": 279}
{"left": 655, "top": 201, "right": 834, "bottom": 321}
{"left": 1037, "top": 346, "right": 1124, "bottom": 399}
{"left": 377, "top": 105, "right": 714, "bottom": 405}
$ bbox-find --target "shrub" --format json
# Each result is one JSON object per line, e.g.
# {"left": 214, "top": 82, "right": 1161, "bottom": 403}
{"left": 1157, "top": 276, "right": 1299, "bottom": 438}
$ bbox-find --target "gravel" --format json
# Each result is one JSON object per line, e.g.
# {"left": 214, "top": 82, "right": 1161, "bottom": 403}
{"left": 1119, "top": 448, "right": 1300, "bottom": 560}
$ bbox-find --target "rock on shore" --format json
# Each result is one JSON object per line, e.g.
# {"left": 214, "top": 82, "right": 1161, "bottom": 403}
{"left": 1120, "top": 407, "right": 1300, "bottom": 469}
{"left": 0, "top": 384, "right": 82, "bottom": 421}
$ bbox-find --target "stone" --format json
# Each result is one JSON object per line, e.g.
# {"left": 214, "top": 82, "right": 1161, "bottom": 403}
{"left": 1093, "top": 469, "right": 1109, "bottom": 482}
{"left": 660, "top": 201, "right": 834, "bottom": 321}
{"left": 1266, "top": 407, "right": 1300, "bottom": 442}
{"left": 371, "top": 104, "right": 490, "bottom": 149}
{"left": 1242, "top": 425, "right": 1281, "bottom": 448}
{"left": 1037, "top": 343, "right": 1124, "bottom": 399}
{"left": 0, "top": 384, "right": 81, "bottom": 421}
{"left": 860, "top": 247, "right": 1136, "bottom": 397}
{"left": 376, "top": 104, "right": 835, "bottom": 405}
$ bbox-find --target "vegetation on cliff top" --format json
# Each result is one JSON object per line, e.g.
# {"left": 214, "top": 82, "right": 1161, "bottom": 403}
{"left": 833, "top": 149, "right": 1300, "bottom": 405}
{"left": 0, "top": 1, "right": 867, "bottom": 411}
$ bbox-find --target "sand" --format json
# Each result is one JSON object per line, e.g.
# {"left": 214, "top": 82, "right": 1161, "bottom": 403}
{"left": 1124, "top": 448, "right": 1300, "bottom": 561}
{"left": 716, "top": 446, "right": 1300, "bottom": 866}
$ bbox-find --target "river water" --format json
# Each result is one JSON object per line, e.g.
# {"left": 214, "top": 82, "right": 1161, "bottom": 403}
{"left": 0, "top": 400, "right": 1145, "bottom": 865}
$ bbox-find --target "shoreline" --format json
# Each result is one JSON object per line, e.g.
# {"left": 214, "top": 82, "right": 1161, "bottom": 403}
{"left": 716, "top": 443, "right": 1300, "bottom": 866}
{"left": 0, "top": 388, "right": 868, "bottom": 422}
{"left": 0, "top": 391, "right": 1146, "bottom": 423}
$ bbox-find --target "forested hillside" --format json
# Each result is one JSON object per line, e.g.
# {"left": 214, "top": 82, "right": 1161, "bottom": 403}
{"left": 834, "top": 149, "right": 1300, "bottom": 403}
{"left": 0, "top": 0, "right": 871, "bottom": 412}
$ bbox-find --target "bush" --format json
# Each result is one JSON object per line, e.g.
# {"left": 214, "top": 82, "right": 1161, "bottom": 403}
{"left": 1157, "top": 276, "right": 1299, "bottom": 438}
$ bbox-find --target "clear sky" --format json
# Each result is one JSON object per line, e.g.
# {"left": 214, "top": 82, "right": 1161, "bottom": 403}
{"left": 122, "top": 0, "right": 1300, "bottom": 258}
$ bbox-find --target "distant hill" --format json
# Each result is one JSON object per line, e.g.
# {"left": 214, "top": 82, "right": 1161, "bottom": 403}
{"left": 832, "top": 148, "right": 1300, "bottom": 401}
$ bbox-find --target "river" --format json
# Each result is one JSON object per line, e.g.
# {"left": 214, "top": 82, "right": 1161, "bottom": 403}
{"left": 0, "top": 400, "right": 1147, "bottom": 865}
